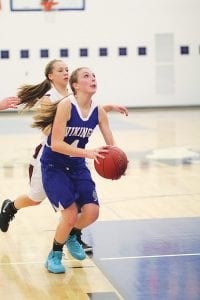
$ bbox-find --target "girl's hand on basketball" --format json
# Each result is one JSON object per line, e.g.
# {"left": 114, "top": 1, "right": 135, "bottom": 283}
{"left": 87, "top": 146, "right": 109, "bottom": 163}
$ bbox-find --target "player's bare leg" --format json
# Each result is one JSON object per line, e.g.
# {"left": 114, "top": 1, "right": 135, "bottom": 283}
{"left": 66, "top": 204, "right": 99, "bottom": 255}
{"left": 0, "top": 195, "right": 40, "bottom": 232}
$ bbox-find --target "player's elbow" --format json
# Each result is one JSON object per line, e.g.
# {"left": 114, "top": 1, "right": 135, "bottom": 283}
{"left": 51, "top": 141, "right": 61, "bottom": 152}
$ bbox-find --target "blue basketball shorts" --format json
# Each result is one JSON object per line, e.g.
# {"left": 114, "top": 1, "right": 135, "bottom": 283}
{"left": 41, "top": 162, "right": 99, "bottom": 211}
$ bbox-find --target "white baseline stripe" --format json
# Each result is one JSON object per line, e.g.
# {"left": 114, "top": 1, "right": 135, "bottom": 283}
{"left": 1, "top": 253, "right": 199, "bottom": 265}
{"left": 100, "top": 252, "right": 200, "bottom": 261}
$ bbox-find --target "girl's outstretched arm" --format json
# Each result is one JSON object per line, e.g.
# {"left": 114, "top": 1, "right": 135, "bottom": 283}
{"left": 102, "top": 104, "right": 128, "bottom": 116}
{"left": 0, "top": 97, "right": 20, "bottom": 111}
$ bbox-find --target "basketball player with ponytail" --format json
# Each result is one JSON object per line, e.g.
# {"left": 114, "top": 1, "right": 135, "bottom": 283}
{"left": 36, "top": 67, "right": 117, "bottom": 273}
{"left": 0, "top": 60, "right": 128, "bottom": 256}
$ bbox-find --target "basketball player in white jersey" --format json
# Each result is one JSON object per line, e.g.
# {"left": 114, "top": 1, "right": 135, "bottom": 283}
{"left": 0, "top": 60, "right": 128, "bottom": 255}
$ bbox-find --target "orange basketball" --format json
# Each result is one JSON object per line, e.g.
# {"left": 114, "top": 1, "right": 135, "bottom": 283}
{"left": 94, "top": 146, "right": 128, "bottom": 180}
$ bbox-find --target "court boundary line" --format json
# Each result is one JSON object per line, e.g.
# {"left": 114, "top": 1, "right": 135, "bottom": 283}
{"left": 100, "top": 252, "right": 200, "bottom": 261}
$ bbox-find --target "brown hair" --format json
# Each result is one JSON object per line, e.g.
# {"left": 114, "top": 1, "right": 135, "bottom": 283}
{"left": 69, "top": 67, "right": 85, "bottom": 94}
{"left": 32, "top": 67, "right": 85, "bottom": 130}
{"left": 31, "top": 101, "right": 58, "bottom": 131}
{"left": 18, "top": 59, "right": 63, "bottom": 110}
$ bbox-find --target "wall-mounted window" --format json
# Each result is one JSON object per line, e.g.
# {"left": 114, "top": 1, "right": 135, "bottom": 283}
{"left": 180, "top": 46, "right": 189, "bottom": 55}
{"left": 99, "top": 48, "right": 108, "bottom": 56}
{"left": 40, "top": 49, "right": 49, "bottom": 58}
{"left": 138, "top": 47, "right": 147, "bottom": 55}
{"left": 20, "top": 50, "right": 29, "bottom": 59}
{"left": 80, "top": 48, "right": 88, "bottom": 57}
{"left": 119, "top": 47, "right": 127, "bottom": 56}
{"left": 10, "top": 0, "right": 85, "bottom": 11}
{"left": 60, "top": 48, "right": 69, "bottom": 57}
{"left": 1, "top": 50, "right": 9, "bottom": 59}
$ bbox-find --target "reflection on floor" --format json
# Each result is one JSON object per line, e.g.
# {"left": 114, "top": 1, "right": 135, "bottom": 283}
{"left": 84, "top": 218, "right": 200, "bottom": 300}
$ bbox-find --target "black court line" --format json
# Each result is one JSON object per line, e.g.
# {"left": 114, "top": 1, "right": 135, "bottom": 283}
{"left": 83, "top": 218, "right": 200, "bottom": 300}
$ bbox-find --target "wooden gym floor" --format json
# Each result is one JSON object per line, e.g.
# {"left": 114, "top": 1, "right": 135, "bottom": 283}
{"left": 0, "top": 107, "right": 200, "bottom": 300}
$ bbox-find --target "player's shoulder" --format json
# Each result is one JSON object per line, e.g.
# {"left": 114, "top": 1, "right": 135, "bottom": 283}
{"left": 58, "top": 96, "right": 71, "bottom": 106}
{"left": 39, "top": 95, "right": 51, "bottom": 106}
{"left": 55, "top": 97, "right": 72, "bottom": 121}
{"left": 56, "top": 95, "right": 73, "bottom": 113}
{"left": 98, "top": 105, "right": 107, "bottom": 114}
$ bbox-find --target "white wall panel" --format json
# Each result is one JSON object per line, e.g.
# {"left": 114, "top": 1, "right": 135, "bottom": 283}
{"left": 0, "top": 0, "right": 200, "bottom": 107}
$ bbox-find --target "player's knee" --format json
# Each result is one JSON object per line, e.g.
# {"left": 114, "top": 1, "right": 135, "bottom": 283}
{"left": 93, "top": 207, "right": 99, "bottom": 220}
{"left": 62, "top": 216, "right": 77, "bottom": 229}
{"left": 26, "top": 198, "right": 42, "bottom": 206}
{"left": 31, "top": 201, "right": 41, "bottom": 206}
{"left": 29, "top": 198, "right": 44, "bottom": 205}
{"left": 87, "top": 206, "right": 99, "bottom": 223}
{"left": 61, "top": 207, "right": 78, "bottom": 228}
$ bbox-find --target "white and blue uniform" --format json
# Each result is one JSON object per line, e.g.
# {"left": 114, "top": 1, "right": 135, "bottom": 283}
{"left": 40, "top": 96, "right": 99, "bottom": 211}
{"left": 27, "top": 86, "right": 65, "bottom": 202}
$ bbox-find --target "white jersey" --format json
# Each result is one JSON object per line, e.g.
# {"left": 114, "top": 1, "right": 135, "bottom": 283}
{"left": 28, "top": 86, "right": 68, "bottom": 202}
{"left": 45, "top": 86, "right": 65, "bottom": 104}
